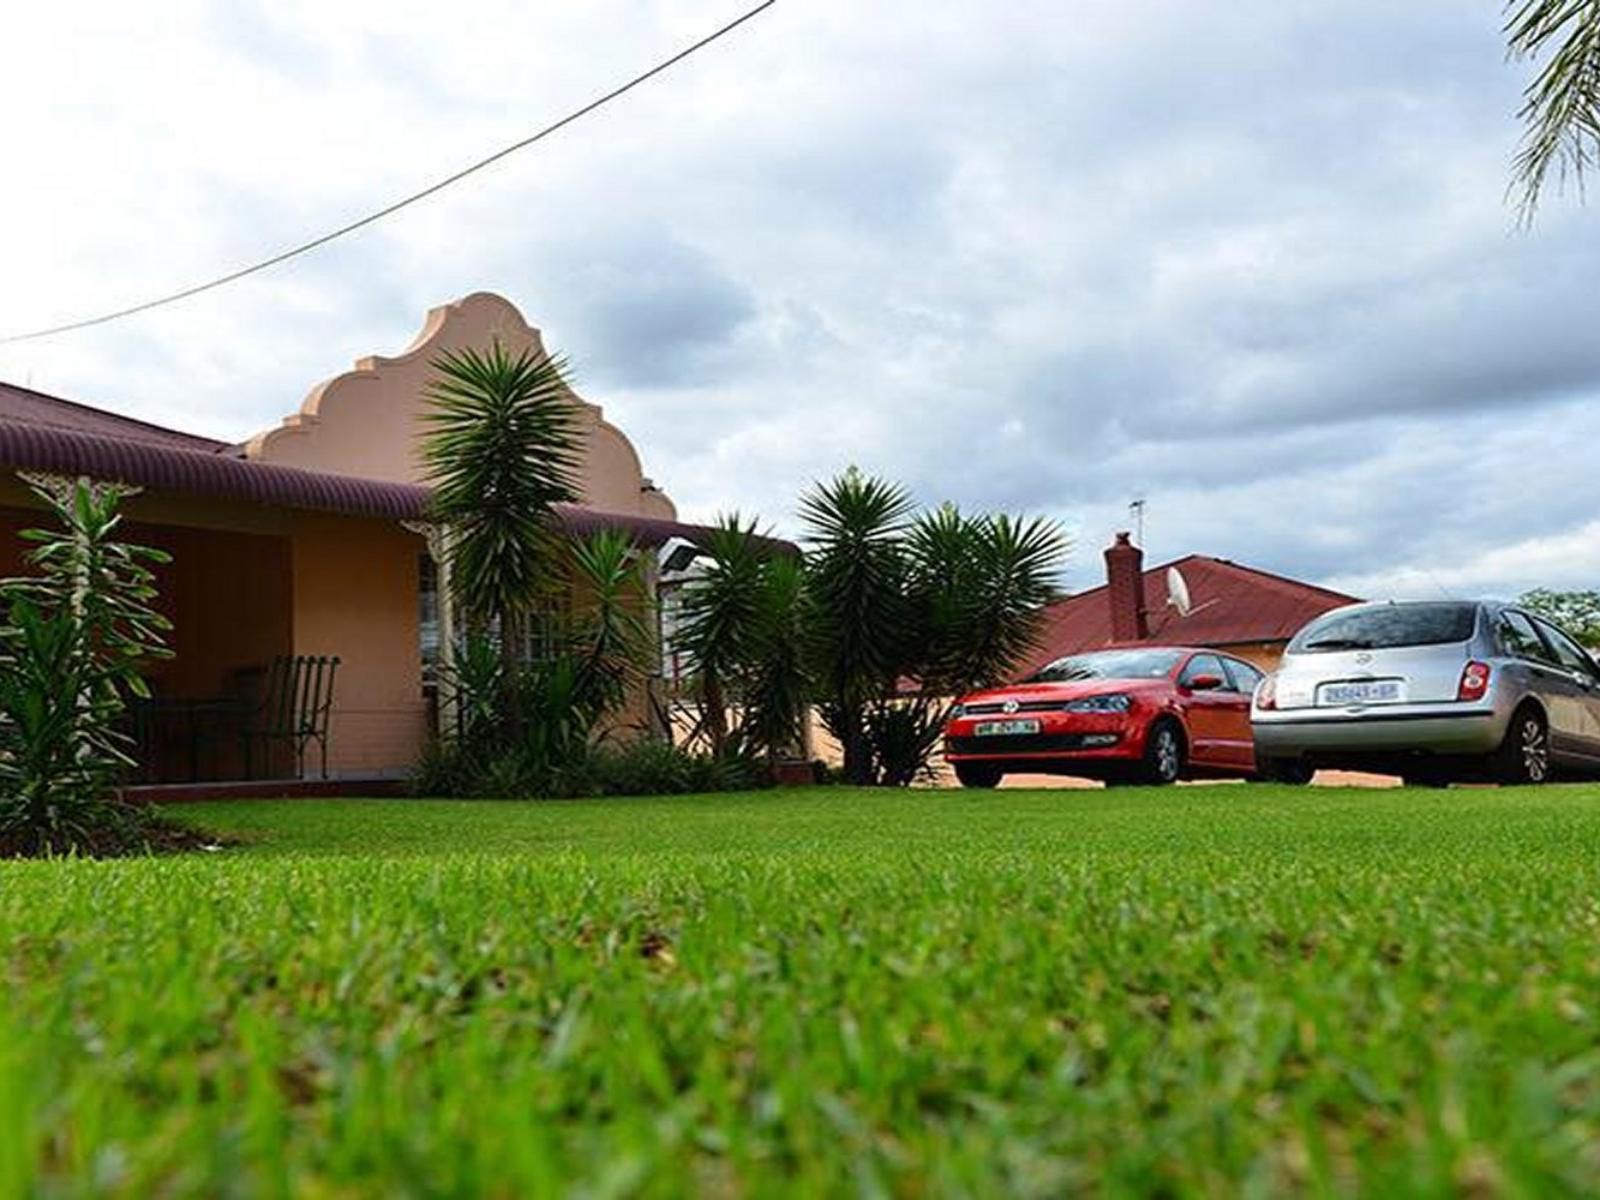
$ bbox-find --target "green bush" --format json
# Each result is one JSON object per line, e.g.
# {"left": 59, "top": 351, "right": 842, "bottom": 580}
{"left": 410, "top": 737, "right": 767, "bottom": 800}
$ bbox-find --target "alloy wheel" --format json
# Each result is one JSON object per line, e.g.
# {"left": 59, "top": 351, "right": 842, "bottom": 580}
{"left": 1154, "top": 728, "right": 1181, "bottom": 782}
{"left": 1521, "top": 717, "right": 1549, "bottom": 783}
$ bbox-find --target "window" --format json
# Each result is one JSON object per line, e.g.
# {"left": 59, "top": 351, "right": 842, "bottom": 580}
{"left": 522, "top": 588, "right": 571, "bottom": 664}
{"left": 418, "top": 554, "right": 440, "bottom": 688}
{"left": 1289, "top": 603, "right": 1478, "bottom": 653}
{"left": 1533, "top": 616, "right": 1600, "bottom": 680}
{"left": 1224, "top": 658, "right": 1263, "bottom": 695}
{"left": 1497, "top": 610, "right": 1549, "bottom": 664}
{"left": 1029, "top": 648, "right": 1185, "bottom": 682}
{"left": 1180, "top": 653, "right": 1227, "bottom": 688}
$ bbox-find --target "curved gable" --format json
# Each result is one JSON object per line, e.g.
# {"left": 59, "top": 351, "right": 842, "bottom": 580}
{"left": 244, "top": 292, "right": 677, "bottom": 520}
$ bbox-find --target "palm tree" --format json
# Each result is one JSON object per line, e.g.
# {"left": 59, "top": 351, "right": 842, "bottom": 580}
{"left": 801, "top": 471, "right": 1068, "bottom": 786}
{"left": 677, "top": 515, "right": 775, "bottom": 756}
{"left": 800, "top": 470, "right": 915, "bottom": 783}
{"left": 1507, "top": 0, "right": 1600, "bottom": 218}
{"left": 422, "top": 342, "right": 583, "bottom": 662}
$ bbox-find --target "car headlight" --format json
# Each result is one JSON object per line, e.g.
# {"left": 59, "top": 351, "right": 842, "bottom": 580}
{"left": 949, "top": 702, "right": 966, "bottom": 718}
{"left": 1063, "top": 694, "right": 1131, "bottom": 713}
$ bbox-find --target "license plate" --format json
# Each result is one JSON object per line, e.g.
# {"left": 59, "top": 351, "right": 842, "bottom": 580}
{"left": 1319, "top": 680, "right": 1403, "bottom": 706}
{"left": 974, "top": 719, "right": 1042, "bottom": 736}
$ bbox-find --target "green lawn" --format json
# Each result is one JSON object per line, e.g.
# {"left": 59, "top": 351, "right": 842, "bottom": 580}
{"left": 6, "top": 785, "right": 1600, "bottom": 1196}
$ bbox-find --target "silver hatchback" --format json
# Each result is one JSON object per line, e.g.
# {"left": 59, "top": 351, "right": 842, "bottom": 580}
{"left": 1252, "top": 600, "right": 1600, "bottom": 785}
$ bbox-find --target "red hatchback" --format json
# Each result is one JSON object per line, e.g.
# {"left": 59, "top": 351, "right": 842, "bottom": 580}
{"left": 943, "top": 647, "right": 1265, "bottom": 787}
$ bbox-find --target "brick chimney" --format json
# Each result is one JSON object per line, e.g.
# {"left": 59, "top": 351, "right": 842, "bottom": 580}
{"left": 1104, "top": 531, "right": 1148, "bottom": 642}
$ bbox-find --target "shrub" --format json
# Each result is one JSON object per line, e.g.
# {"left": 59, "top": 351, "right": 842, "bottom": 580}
{"left": 410, "top": 737, "right": 766, "bottom": 800}
{"left": 0, "top": 478, "right": 191, "bottom": 856}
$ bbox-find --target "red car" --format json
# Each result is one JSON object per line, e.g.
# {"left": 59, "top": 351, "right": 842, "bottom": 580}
{"left": 943, "top": 647, "right": 1265, "bottom": 787}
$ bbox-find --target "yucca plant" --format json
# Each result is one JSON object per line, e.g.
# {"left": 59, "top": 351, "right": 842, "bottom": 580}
{"left": 677, "top": 515, "right": 773, "bottom": 755}
{"left": 566, "top": 528, "right": 653, "bottom": 724}
{"left": 422, "top": 341, "right": 583, "bottom": 663}
{"left": 677, "top": 517, "right": 812, "bottom": 762}
{"left": 800, "top": 471, "right": 1068, "bottom": 786}
{"left": 800, "top": 470, "right": 915, "bottom": 783}
{"left": 423, "top": 530, "right": 655, "bottom": 798}
{"left": 741, "top": 552, "right": 813, "bottom": 763}
{"left": 0, "top": 478, "right": 172, "bottom": 855}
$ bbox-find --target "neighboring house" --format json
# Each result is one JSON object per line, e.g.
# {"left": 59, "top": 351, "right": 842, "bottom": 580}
{"left": 1019, "top": 532, "right": 1359, "bottom": 677}
{"left": 0, "top": 292, "right": 729, "bottom": 786}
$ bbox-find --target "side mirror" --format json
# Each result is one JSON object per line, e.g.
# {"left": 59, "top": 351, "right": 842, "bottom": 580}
{"left": 1187, "top": 673, "right": 1223, "bottom": 691}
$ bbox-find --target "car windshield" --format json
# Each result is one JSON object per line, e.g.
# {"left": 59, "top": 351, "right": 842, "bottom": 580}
{"left": 1289, "top": 603, "right": 1478, "bottom": 653}
{"left": 1028, "top": 649, "right": 1185, "bottom": 682}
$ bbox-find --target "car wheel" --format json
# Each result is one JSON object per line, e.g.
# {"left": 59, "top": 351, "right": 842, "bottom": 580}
{"left": 1256, "top": 757, "right": 1315, "bottom": 785}
{"left": 954, "top": 763, "right": 1002, "bottom": 789}
{"left": 1490, "top": 705, "right": 1550, "bottom": 786}
{"left": 1133, "top": 720, "right": 1185, "bottom": 786}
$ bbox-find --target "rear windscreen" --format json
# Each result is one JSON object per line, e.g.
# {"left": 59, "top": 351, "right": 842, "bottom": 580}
{"left": 1289, "top": 604, "right": 1478, "bottom": 653}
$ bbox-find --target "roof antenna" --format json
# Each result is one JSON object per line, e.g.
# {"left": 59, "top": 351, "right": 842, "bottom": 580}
{"left": 1129, "top": 497, "right": 1146, "bottom": 547}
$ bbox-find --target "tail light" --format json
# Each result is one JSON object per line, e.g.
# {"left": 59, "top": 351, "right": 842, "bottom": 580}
{"left": 1256, "top": 676, "right": 1278, "bottom": 710}
{"left": 1458, "top": 660, "right": 1491, "bottom": 702}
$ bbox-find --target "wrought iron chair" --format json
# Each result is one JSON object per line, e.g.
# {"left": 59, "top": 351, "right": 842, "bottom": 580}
{"left": 240, "top": 655, "right": 340, "bottom": 779}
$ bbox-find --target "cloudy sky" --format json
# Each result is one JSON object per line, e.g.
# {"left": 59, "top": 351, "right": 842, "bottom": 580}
{"left": 2, "top": 1, "right": 1595, "bottom": 599}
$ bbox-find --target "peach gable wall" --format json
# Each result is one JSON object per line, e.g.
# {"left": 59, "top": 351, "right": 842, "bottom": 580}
{"left": 242, "top": 292, "right": 678, "bottom": 522}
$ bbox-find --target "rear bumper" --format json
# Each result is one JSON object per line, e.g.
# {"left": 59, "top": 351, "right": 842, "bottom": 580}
{"left": 1252, "top": 704, "right": 1508, "bottom": 762}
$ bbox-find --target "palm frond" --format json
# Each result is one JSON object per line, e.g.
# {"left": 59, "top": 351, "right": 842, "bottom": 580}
{"left": 1507, "top": 0, "right": 1600, "bottom": 219}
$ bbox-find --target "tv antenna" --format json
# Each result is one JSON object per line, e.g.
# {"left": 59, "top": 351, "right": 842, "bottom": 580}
{"left": 1129, "top": 497, "right": 1146, "bottom": 546}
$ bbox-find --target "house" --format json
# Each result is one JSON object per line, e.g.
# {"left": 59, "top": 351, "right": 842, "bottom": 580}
{"left": 0, "top": 292, "right": 728, "bottom": 788}
{"left": 1019, "top": 532, "right": 1359, "bottom": 677}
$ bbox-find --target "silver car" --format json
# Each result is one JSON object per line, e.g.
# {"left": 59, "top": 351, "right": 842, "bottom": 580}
{"left": 1252, "top": 600, "right": 1600, "bottom": 786}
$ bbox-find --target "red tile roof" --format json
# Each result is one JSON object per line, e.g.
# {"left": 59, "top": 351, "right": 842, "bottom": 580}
{"left": 1019, "top": 554, "right": 1358, "bottom": 676}
{"left": 0, "top": 379, "right": 787, "bottom": 551}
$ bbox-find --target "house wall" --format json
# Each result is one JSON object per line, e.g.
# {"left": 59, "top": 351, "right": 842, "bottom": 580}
{"left": 290, "top": 512, "right": 429, "bottom": 776}
{"left": 0, "top": 501, "right": 292, "bottom": 700}
{"left": 1213, "top": 642, "right": 1287, "bottom": 672}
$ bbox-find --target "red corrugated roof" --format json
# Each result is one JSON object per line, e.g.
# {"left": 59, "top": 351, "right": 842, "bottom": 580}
{"left": 0, "top": 381, "right": 230, "bottom": 452}
{"left": 1019, "top": 554, "right": 1358, "bottom": 676}
{"left": 0, "top": 379, "right": 789, "bottom": 552}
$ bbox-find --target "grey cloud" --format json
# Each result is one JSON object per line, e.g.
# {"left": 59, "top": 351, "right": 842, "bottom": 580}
{"left": 7, "top": 0, "right": 1600, "bottom": 600}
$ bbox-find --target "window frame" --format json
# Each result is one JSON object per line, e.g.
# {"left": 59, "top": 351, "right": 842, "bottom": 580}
{"left": 1529, "top": 614, "right": 1600, "bottom": 681}
{"left": 1221, "top": 657, "right": 1262, "bottom": 696}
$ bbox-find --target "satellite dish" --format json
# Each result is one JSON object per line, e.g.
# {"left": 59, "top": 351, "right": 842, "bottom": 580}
{"left": 1167, "top": 567, "right": 1193, "bottom": 618}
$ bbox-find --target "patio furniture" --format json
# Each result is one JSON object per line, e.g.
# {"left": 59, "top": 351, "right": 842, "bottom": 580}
{"left": 129, "top": 695, "right": 249, "bottom": 784}
{"left": 241, "top": 655, "right": 341, "bottom": 779}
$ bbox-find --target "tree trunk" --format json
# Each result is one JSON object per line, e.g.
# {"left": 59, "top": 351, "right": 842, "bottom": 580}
{"left": 836, "top": 700, "right": 873, "bottom": 786}
{"left": 702, "top": 670, "right": 728, "bottom": 757}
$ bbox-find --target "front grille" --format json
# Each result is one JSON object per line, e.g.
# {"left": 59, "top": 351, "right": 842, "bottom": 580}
{"left": 963, "top": 700, "right": 1062, "bottom": 715}
{"left": 947, "top": 732, "right": 1114, "bottom": 756}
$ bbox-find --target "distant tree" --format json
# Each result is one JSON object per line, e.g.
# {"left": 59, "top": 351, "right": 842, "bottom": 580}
{"left": 1507, "top": 0, "right": 1600, "bottom": 218}
{"left": 1518, "top": 588, "right": 1600, "bottom": 645}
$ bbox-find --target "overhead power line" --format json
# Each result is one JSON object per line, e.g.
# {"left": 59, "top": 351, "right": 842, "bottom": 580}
{"left": 1, "top": 0, "right": 778, "bottom": 345}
